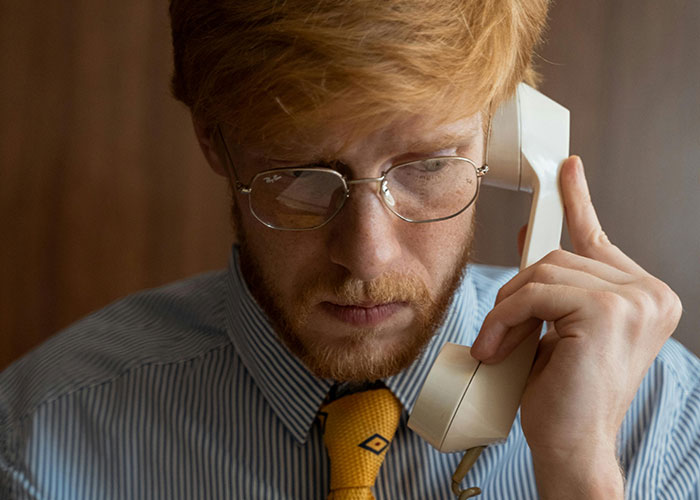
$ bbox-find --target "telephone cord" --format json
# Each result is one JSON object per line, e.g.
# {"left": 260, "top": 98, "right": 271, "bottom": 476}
{"left": 451, "top": 446, "right": 486, "bottom": 499}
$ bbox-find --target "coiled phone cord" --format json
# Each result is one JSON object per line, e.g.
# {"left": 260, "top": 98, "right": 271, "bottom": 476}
{"left": 451, "top": 446, "right": 486, "bottom": 499}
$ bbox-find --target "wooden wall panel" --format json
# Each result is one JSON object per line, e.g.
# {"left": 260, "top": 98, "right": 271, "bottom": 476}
{"left": 0, "top": 1, "right": 232, "bottom": 370}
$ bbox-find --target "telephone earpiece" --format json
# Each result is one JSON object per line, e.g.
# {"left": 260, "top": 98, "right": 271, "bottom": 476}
{"left": 408, "top": 83, "right": 569, "bottom": 455}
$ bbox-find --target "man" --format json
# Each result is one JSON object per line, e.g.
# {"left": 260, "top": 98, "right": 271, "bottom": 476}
{"left": 1, "top": 1, "right": 698, "bottom": 498}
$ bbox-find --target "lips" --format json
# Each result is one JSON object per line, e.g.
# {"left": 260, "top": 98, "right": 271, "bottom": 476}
{"left": 320, "top": 301, "right": 405, "bottom": 327}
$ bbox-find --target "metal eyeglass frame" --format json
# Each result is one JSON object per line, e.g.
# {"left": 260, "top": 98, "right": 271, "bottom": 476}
{"left": 216, "top": 125, "right": 489, "bottom": 231}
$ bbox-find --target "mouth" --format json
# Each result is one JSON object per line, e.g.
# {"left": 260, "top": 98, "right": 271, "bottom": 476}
{"left": 320, "top": 301, "right": 407, "bottom": 327}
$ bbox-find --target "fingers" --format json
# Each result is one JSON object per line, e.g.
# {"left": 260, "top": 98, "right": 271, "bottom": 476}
{"left": 528, "top": 328, "right": 559, "bottom": 379}
{"left": 473, "top": 267, "right": 681, "bottom": 364}
{"left": 473, "top": 156, "right": 664, "bottom": 365}
{"left": 471, "top": 317, "right": 543, "bottom": 363}
{"left": 561, "top": 156, "right": 646, "bottom": 276}
{"left": 495, "top": 250, "right": 633, "bottom": 306}
{"left": 471, "top": 282, "right": 601, "bottom": 362}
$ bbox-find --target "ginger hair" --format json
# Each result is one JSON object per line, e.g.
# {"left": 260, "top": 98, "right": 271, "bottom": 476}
{"left": 169, "top": 0, "right": 550, "bottom": 147}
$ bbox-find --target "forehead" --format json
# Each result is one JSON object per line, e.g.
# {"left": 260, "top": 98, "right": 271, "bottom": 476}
{"left": 240, "top": 111, "right": 484, "bottom": 162}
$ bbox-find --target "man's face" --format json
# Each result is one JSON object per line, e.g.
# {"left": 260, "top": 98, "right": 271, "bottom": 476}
{"left": 219, "top": 112, "right": 483, "bottom": 382}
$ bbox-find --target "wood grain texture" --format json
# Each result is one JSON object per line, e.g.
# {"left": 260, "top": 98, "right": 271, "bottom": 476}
{"left": 0, "top": 1, "right": 231, "bottom": 369}
{"left": 2, "top": 1, "right": 698, "bottom": 370}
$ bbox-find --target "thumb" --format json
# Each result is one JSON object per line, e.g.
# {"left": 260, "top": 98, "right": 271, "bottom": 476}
{"left": 517, "top": 224, "right": 528, "bottom": 258}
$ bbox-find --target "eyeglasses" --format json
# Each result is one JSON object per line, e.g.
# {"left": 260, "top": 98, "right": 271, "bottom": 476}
{"left": 217, "top": 126, "right": 489, "bottom": 231}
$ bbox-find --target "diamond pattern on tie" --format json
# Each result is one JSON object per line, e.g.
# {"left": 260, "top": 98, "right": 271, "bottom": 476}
{"left": 319, "top": 388, "right": 402, "bottom": 500}
{"left": 358, "top": 434, "right": 390, "bottom": 455}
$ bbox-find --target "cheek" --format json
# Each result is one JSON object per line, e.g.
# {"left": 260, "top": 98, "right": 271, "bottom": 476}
{"left": 242, "top": 224, "right": 327, "bottom": 296}
{"left": 239, "top": 203, "right": 474, "bottom": 302}
{"left": 411, "top": 209, "right": 475, "bottom": 280}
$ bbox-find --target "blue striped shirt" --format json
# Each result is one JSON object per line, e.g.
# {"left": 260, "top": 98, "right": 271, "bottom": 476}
{"left": 1, "top": 247, "right": 699, "bottom": 499}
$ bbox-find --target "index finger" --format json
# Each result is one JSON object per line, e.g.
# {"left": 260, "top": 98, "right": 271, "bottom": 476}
{"left": 561, "top": 156, "right": 647, "bottom": 275}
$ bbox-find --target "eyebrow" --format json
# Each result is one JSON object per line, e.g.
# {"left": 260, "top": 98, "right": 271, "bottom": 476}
{"left": 266, "top": 126, "right": 481, "bottom": 164}
{"left": 403, "top": 128, "right": 480, "bottom": 153}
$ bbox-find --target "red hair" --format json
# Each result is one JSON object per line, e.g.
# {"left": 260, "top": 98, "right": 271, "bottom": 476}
{"left": 170, "top": 0, "right": 550, "bottom": 147}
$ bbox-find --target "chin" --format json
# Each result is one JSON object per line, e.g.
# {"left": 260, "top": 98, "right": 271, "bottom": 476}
{"left": 292, "top": 326, "right": 434, "bottom": 382}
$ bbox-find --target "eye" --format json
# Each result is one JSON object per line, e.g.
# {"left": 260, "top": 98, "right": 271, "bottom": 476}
{"left": 422, "top": 159, "right": 448, "bottom": 172}
{"left": 409, "top": 158, "right": 452, "bottom": 174}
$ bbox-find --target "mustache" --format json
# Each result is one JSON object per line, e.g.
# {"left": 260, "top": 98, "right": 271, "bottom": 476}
{"left": 302, "top": 272, "right": 434, "bottom": 306}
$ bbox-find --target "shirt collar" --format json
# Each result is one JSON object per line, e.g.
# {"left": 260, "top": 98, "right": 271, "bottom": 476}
{"left": 223, "top": 246, "right": 482, "bottom": 444}
{"left": 224, "top": 247, "right": 333, "bottom": 445}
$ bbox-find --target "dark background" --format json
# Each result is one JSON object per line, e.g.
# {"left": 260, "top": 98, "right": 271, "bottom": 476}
{"left": 2, "top": 1, "right": 699, "bottom": 370}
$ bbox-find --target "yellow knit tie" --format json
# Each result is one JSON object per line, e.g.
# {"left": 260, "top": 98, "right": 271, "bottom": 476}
{"left": 319, "top": 388, "right": 402, "bottom": 500}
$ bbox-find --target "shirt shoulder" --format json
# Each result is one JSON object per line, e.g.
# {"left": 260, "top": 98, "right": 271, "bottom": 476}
{"left": 0, "top": 270, "right": 231, "bottom": 426}
{"left": 642, "top": 336, "right": 700, "bottom": 440}
{"left": 622, "top": 337, "right": 700, "bottom": 497}
{"left": 655, "top": 337, "right": 700, "bottom": 392}
{"left": 642, "top": 336, "right": 700, "bottom": 437}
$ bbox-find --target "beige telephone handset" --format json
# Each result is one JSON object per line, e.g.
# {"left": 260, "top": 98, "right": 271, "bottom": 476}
{"left": 407, "top": 83, "right": 569, "bottom": 496}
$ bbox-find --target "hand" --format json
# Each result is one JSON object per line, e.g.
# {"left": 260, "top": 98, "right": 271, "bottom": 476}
{"left": 470, "top": 156, "right": 683, "bottom": 498}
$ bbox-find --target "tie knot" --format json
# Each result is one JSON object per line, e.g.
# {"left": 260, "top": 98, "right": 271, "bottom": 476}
{"left": 319, "top": 388, "right": 402, "bottom": 499}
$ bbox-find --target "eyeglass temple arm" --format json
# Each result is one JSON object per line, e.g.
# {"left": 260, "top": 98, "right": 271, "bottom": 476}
{"left": 479, "top": 113, "right": 493, "bottom": 175}
{"left": 216, "top": 125, "right": 249, "bottom": 192}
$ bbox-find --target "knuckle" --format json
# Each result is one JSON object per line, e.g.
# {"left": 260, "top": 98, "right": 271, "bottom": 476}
{"left": 670, "top": 292, "right": 684, "bottom": 328}
{"left": 651, "top": 279, "right": 684, "bottom": 329}
{"left": 627, "top": 287, "right": 656, "bottom": 317}
{"left": 531, "top": 263, "right": 560, "bottom": 284}
{"left": 495, "top": 285, "right": 510, "bottom": 305}
{"left": 482, "top": 307, "right": 504, "bottom": 328}
{"left": 586, "top": 228, "right": 612, "bottom": 249}
{"left": 482, "top": 308, "right": 496, "bottom": 327}
{"left": 625, "top": 293, "right": 655, "bottom": 335}
{"left": 541, "top": 248, "right": 568, "bottom": 264}
{"left": 521, "top": 281, "right": 543, "bottom": 297}
{"left": 622, "top": 277, "right": 682, "bottom": 340}
{"left": 594, "top": 290, "right": 627, "bottom": 317}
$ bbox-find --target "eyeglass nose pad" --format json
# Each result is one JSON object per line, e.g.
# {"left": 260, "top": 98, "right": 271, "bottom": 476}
{"left": 380, "top": 179, "right": 396, "bottom": 207}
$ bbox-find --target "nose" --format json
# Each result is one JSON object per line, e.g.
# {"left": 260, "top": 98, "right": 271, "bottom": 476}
{"left": 327, "top": 182, "right": 403, "bottom": 281}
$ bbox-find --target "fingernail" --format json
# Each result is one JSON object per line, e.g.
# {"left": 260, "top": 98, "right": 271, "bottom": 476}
{"left": 572, "top": 155, "right": 584, "bottom": 176}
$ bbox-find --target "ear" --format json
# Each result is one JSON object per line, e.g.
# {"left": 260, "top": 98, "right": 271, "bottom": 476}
{"left": 192, "top": 116, "right": 229, "bottom": 178}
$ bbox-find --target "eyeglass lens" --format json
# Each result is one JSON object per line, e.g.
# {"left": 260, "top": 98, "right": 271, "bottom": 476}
{"left": 249, "top": 158, "right": 478, "bottom": 229}
{"left": 383, "top": 158, "right": 477, "bottom": 222}
{"left": 250, "top": 169, "right": 347, "bottom": 229}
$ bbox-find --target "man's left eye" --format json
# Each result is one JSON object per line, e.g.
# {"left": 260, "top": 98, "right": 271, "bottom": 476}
{"left": 424, "top": 160, "right": 446, "bottom": 172}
